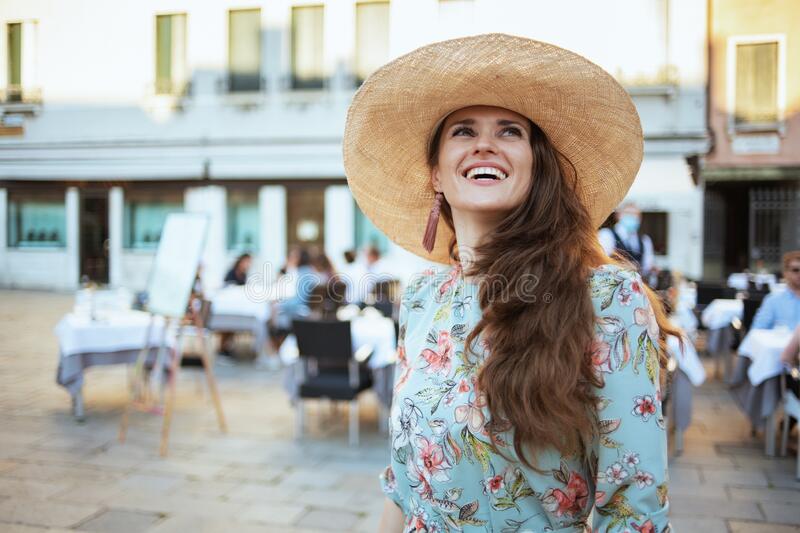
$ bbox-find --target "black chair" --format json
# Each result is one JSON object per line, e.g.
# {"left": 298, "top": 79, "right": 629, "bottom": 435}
{"left": 742, "top": 297, "right": 765, "bottom": 333}
{"left": 695, "top": 282, "right": 738, "bottom": 307}
{"left": 292, "top": 318, "right": 373, "bottom": 445}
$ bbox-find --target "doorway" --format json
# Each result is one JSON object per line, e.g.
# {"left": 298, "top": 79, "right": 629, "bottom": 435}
{"left": 80, "top": 192, "right": 109, "bottom": 284}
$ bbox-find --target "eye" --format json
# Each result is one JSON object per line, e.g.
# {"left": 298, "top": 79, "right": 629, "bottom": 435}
{"left": 452, "top": 126, "right": 475, "bottom": 137}
{"left": 500, "top": 126, "right": 523, "bottom": 137}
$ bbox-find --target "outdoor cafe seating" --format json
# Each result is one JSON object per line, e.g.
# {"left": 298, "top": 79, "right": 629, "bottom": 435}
{"left": 292, "top": 318, "right": 375, "bottom": 446}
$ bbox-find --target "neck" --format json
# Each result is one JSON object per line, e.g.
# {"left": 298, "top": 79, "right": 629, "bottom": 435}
{"left": 451, "top": 209, "right": 505, "bottom": 278}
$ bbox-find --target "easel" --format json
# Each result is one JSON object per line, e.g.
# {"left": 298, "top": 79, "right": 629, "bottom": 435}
{"left": 118, "top": 314, "right": 227, "bottom": 456}
{"left": 117, "top": 213, "right": 225, "bottom": 456}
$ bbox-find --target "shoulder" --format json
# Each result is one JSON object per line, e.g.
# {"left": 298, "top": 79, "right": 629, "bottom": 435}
{"left": 401, "top": 266, "right": 452, "bottom": 304}
{"left": 589, "top": 264, "right": 647, "bottom": 309}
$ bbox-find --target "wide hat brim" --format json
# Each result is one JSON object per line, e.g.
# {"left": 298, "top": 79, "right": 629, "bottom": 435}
{"left": 344, "top": 33, "right": 643, "bottom": 265}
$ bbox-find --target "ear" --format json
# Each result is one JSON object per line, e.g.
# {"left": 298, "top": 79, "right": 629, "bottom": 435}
{"left": 431, "top": 167, "right": 442, "bottom": 193}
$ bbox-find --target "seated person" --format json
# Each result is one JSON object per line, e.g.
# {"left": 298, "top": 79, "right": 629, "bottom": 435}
{"left": 308, "top": 277, "right": 348, "bottom": 320}
{"left": 270, "top": 248, "right": 321, "bottom": 340}
{"left": 219, "top": 254, "right": 252, "bottom": 357}
{"left": 751, "top": 251, "right": 800, "bottom": 330}
{"left": 224, "top": 253, "right": 252, "bottom": 286}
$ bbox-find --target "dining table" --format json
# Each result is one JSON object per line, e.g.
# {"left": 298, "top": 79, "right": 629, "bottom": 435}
{"left": 731, "top": 327, "right": 794, "bottom": 456}
{"left": 55, "top": 309, "right": 175, "bottom": 419}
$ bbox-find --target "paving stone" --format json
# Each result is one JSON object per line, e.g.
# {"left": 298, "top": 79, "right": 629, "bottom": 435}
{"left": 669, "top": 495, "right": 764, "bottom": 521}
{"left": 295, "top": 508, "right": 362, "bottom": 531}
{"left": 729, "top": 521, "right": 800, "bottom": 532}
{"left": 760, "top": 502, "right": 800, "bottom": 526}
{"left": 0, "top": 524, "right": 73, "bottom": 533}
{"left": 668, "top": 517, "right": 728, "bottom": 533}
{"left": 0, "top": 478, "right": 72, "bottom": 500}
{"left": 729, "top": 486, "right": 800, "bottom": 505}
{"left": 240, "top": 502, "right": 307, "bottom": 526}
{"left": 226, "top": 482, "right": 298, "bottom": 503}
{"left": 701, "top": 467, "right": 770, "bottom": 487}
{"left": 0, "top": 498, "right": 102, "bottom": 529}
{"left": 76, "top": 509, "right": 165, "bottom": 533}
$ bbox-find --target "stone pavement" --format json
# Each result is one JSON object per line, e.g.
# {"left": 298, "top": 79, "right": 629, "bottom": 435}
{"left": 0, "top": 289, "right": 798, "bottom": 532}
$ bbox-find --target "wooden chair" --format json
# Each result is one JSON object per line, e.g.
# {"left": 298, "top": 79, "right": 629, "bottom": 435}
{"left": 292, "top": 318, "right": 373, "bottom": 445}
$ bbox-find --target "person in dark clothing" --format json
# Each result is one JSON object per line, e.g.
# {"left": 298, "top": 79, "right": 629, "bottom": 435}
{"left": 598, "top": 202, "right": 655, "bottom": 276}
{"left": 224, "top": 253, "right": 252, "bottom": 286}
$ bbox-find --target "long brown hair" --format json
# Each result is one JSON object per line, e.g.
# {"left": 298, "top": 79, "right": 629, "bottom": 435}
{"left": 428, "top": 117, "right": 679, "bottom": 467}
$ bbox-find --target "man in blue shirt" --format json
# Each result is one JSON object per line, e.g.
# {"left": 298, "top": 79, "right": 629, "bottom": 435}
{"left": 751, "top": 251, "right": 800, "bottom": 330}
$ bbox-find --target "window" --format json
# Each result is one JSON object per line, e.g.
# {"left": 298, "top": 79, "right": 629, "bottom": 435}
{"left": 5, "top": 21, "right": 40, "bottom": 103}
{"left": 287, "top": 187, "right": 324, "bottom": 249}
{"left": 227, "top": 191, "right": 259, "bottom": 251}
{"left": 354, "top": 201, "right": 389, "bottom": 255}
{"left": 123, "top": 192, "right": 182, "bottom": 250}
{"left": 355, "top": 2, "right": 389, "bottom": 85}
{"left": 734, "top": 40, "right": 779, "bottom": 128}
{"left": 291, "top": 5, "right": 324, "bottom": 89}
{"left": 640, "top": 211, "right": 668, "bottom": 256}
{"left": 228, "top": 9, "right": 262, "bottom": 92}
{"left": 155, "top": 14, "right": 188, "bottom": 95}
{"left": 7, "top": 192, "right": 66, "bottom": 248}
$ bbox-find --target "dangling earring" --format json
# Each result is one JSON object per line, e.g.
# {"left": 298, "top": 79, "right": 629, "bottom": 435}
{"left": 422, "top": 192, "right": 443, "bottom": 253}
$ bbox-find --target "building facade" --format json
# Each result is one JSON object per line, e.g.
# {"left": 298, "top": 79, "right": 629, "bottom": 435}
{"left": 0, "top": 0, "right": 708, "bottom": 291}
{"left": 702, "top": 0, "right": 800, "bottom": 279}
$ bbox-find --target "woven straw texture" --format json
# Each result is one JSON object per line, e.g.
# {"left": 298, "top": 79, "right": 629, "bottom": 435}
{"left": 343, "top": 33, "right": 643, "bottom": 264}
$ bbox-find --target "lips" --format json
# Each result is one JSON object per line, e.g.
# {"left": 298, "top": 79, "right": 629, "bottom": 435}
{"left": 462, "top": 165, "right": 510, "bottom": 181}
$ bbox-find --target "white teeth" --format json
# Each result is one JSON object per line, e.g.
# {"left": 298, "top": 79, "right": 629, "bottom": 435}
{"left": 464, "top": 167, "right": 509, "bottom": 180}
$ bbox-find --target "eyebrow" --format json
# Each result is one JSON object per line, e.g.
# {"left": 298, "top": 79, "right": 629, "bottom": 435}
{"left": 448, "top": 118, "right": 527, "bottom": 128}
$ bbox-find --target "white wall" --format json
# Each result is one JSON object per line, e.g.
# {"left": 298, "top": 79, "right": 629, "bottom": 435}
{"left": 626, "top": 156, "right": 703, "bottom": 278}
{"left": 184, "top": 185, "right": 226, "bottom": 291}
{"left": 108, "top": 186, "right": 124, "bottom": 286}
{"left": 258, "top": 184, "right": 287, "bottom": 281}
{"left": 324, "top": 185, "right": 355, "bottom": 271}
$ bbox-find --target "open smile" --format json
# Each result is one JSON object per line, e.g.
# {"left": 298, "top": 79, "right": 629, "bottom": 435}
{"left": 460, "top": 165, "right": 511, "bottom": 182}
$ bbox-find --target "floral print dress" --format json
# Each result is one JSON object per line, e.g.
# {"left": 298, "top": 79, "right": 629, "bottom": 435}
{"left": 380, "top": 264, "right": 671, "bottom": 533}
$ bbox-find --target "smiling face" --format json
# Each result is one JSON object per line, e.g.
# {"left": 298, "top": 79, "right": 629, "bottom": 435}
{"left": 431, "top": 106, "right": 534, "bottom": 222}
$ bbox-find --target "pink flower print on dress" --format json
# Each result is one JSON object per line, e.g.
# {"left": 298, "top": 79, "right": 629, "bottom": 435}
{"left": 421, "top": 331, "right": 454, "bottom": 375}
{"left": 415, "top": 435, "right": 451, "bottom": 482}
{"left": 632, "top": 395, "right": 657, "bottom": 422}
{"left": 604, "top": 462, "right": 629, "bottom": 486}
{"left": 622, "top": 451, "right": 640, "bottom": 469}
{"left": 634, "top": 304, "right": 659, "bottom": 339}
{"left": 541, "top": 472, "right": 588, "bottom": 518}
{"left": 454, "top": 392, "right": 487, "bottom": 434}
{"left": 482, "top": 474, "right": 505, "bottom": 494}
{"left": 590, "top": 334, "right": 613, "bottom": 374}
{"left": 632, "top": 469, "right": 655, "bottom": 489}
{"left": 631, "top": 519, "right": 657, "bottom": 533}
{"left": 436, "top": 265, "right": 460, "bottom": 300}
{"left": 617, "top": 287, "right": 633, "bottom": 306}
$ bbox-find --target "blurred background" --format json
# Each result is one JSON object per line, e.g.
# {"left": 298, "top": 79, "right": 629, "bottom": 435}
{"left": 0, "top": 1, "right": 799, "bottom": 532}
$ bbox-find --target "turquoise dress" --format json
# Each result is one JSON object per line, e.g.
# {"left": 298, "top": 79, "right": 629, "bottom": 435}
{"left": 380, "top": 264, "right": 671, "bottom": 532}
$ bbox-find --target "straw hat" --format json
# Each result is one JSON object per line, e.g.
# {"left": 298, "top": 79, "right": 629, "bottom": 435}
{"left": 343, "top": 33, "right": 643, "bottom": 264}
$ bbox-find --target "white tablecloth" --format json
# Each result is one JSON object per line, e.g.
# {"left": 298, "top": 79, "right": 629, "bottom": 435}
{"left": 279, "top": 315, "right": 397, "bottom": 370}
{"left": 208, "top": 286, "right": 271, "bottom": 321}
{"left": 738, "top": 328, "right": 793, "bottom": 386}
{"left": 701, "top": 299, "right": 743, "bottom": 330}
{"left": 55, "top": 310, "right": 174, "bottom": 357}
{"left": 667, "top": 335, "right": 706, "bottom": 387}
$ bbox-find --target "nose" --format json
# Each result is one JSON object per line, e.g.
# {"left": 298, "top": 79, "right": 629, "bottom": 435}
{"left": 472, "top": 131, "right": 498, "bottom": 154}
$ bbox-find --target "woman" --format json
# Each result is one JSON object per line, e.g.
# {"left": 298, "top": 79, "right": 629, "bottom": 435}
{"left": 224, "top": 253, "right": 252, "bottom": 286}
{"left": 344, "top": 35, "right": 678, "bottom": 532}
